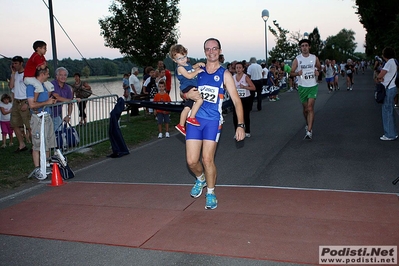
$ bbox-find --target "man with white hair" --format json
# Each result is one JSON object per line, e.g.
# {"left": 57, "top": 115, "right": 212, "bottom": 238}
{"left": 129, "top": 67, "right": 142, "bottom": 96}
{"left": 51, "top": 67, "right": 76, "bottom": 131}
{"left": 129, "top": 67, "right": 142, "bottom": 116}
{"left": 247, "top": 57, "right": 263, "bottom": 111}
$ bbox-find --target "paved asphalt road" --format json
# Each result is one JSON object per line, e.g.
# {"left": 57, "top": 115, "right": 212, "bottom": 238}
{"left": 1, "top": 68, "right": 398, "bottom": 266}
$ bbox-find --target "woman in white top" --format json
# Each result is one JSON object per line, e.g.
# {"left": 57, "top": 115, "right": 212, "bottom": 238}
{"left": 233, "top": 62, "right": 256, "bottom": 137}
{"left": 376, "top": 47, "right": 398, "bottom": 140}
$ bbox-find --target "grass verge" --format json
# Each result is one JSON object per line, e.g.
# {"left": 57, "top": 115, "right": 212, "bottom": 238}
{"left": 0, "top": 112, "right": 179, "bottom": 190}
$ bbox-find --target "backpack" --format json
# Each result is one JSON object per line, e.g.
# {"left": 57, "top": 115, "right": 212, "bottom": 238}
{"left": 51, "top": 149, "right": 75, "bottom": 180}
{"left": 55, "top": 122, "right": 80, "bottom": 149}
{"left": 375, "top": 70, "right": 397, "bottom": 104}
{"left": 374, "top": 83, "right": 386, "bottom": 104}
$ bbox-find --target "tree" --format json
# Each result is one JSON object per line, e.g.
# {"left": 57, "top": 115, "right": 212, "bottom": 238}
{"left": 99, "top": 0, "right": 180, "bottom": 67}
{"left": 308, "top": 28, "right": 324, "bottom": 58}
{"left": 320, "top": 29, "right": 357, "bottom": 62}
{"left": 355, "top": 0, "right": 399, "bottom": 57}
{"left": 82, "top": 66, "right": 90, "bottom": 78}
{"left": 268, "top": 20, "right": 298, "bottom": 63}
{"left": 103, "top": 62, "right": 118, "bottom": 76}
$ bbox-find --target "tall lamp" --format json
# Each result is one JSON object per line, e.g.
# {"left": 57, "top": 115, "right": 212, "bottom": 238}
{"left": 262, "top": 9, "right": 269, "bottom": 66}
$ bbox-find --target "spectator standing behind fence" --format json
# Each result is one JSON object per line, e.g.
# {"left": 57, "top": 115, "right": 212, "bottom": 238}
{"left": 129, "top": 67, "right": 142, "bottom": 96}
{"left": 267, "top": 65, "right": 278, "bottom": 102}
{"left": 128, "top": 67, "right": 142, "bottom": 116}
{"left": 376, "top": 47, "right": 398, "bottom": 141}
{"left": 157, "top": 61, "right": 172, "bottom": 94}
{"left": 71, "top": 73, "right": 90, "bottom": 125}
{"left": 281, "top": 62, "right": 293, "bottom": 92}
{"left": 9, "top": 56, "right": 31, "bottom": 152}
{"left": 0, "top": 94, "right": 14, "bottom": 148}
{"left": 24, "top": 40, "right": 54, "bottom": 102}
{"left": 142, "top": 67, "right": 158, "bottom": 115}
{"left": 156, "top": 68, "right": 167, "bottom": 87}
{"left": 153, "top": 80, "right": 171, "bottom": 139}
{"left": 51, "top": 67, "right": 76, "bottom": 131}
{"left": 169, "top": 44, "right": 205, "bottom": 136}
{"left": 261, "top": 62, "right": 269, "bottom": 88}
{"left": 27, "top": 67, "right": 57, "bottom": 180}
{"left": 122, "top": 73, "right": 130, "bottom": 100}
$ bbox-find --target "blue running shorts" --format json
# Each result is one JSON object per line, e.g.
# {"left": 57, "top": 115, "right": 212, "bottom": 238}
{"left": 186, "top": 117, "right": 221, "bottom": 142}
{"left": 325, "top": 77, "right": 334, "bottom": 83}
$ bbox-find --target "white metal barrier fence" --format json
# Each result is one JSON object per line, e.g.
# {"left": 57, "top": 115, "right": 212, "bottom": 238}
{"left": 48, "top": 94, "right": 118, "bottom": 154}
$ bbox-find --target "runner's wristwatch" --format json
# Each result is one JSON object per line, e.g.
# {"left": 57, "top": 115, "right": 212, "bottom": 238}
{"left": 237, "top": 123, "right": 245, "bottom": 128}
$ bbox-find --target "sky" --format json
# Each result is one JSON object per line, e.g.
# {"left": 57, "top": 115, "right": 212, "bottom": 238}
{"left": 1, "top": 0, "right": 366, "bottom": 63}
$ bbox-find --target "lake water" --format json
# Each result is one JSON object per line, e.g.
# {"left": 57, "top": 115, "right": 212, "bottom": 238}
{"left": 89, "top": 78, "right": 182, "bottom": 102}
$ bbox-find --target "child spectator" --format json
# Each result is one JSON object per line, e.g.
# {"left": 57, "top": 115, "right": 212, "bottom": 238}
{"left": 24, "top": 40, "right": 54, "bottom": 102}
{"left": 156, "top": 68, "right": 167, "bottom": 87}
{"left": 122, "top": 73, "right": 130, "bottom": 100}
{"left": 267, "top": 65, "right": 278, "bottom": 101}
{"left": 153, "top": 80, "right": 171, "bottom": 138}
{"left": 142, "top": 67, "right": 158, "bottom": 114}
{"left": 169, "top": 44, "right": 205, "bottom": 136}
{"left": 0, "top": 94, "right": 14, "bottom": 148}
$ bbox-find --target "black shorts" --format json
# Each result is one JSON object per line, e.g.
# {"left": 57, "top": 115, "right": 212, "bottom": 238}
{"left": 182, "top": 85, "right": 196, "bottom": 109}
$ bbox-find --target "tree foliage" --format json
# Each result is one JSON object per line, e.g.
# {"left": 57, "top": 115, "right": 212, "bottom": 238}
{"left": 103, "top": 62, "right": 118, "bottom": 77}
{"left": 308, "top": 28, "right": 324, "bottom": 58}
{"left": 99, "top": 0, "right": 180, "bottom": 67}
{"left": 82, "top": 66, "right": 90, "bottom": 78}
{"left": 355, "top": 0, "right": 399, "bottom": 57}
{"left": 320, "top": 29, "right": 357, "bottom": 62}
{"left": 268, "top": 20, "right": 298, "bottom": 63}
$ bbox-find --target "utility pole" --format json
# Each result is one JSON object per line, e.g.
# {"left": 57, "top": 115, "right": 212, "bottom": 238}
{"left": 48, "top": 0, "right": 58, "bottom": 72}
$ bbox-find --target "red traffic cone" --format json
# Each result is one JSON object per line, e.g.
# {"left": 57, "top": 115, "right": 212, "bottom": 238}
{"left": 49, "top": 163, "right": 65, "bottom": 187}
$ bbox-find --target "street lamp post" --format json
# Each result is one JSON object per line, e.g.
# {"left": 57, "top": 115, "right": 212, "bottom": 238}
{"left": 262, "top": 9, "right": 269, "bottom": 66}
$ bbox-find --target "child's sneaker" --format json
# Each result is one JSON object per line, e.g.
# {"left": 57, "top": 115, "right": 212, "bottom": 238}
{"left": 186, "top": 117, "right": 200, "bottom": 126}
{"left": 175, "top": 124, "right": 186, "bottom": 136}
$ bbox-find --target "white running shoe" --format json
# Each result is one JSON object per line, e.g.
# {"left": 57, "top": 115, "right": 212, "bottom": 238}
{"left": 303, "top": 130, "right": 312, "bottom": 140}
{"left": 380, "top": 135, "right": 398, "bottom": 141}
{"left": 28, "top": 167, "right": 46, "bottom": 180}
{"left": 158, "top": 133, "right": 163, "bottom": 139}
{"left": 165, "top": 132, "right": 170, "bottom": 138}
